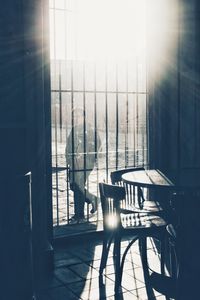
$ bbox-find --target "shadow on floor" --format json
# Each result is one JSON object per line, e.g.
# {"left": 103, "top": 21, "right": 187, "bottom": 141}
{"left": 36, "top": 234, "right": 169, "bottom": 300}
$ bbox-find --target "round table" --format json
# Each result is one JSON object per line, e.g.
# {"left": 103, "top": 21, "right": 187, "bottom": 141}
{"left": 122, "top": 168, "right": 200, "bottom": 192}
{"left": 122, "top": 168, "right": 200, "bottom": 299}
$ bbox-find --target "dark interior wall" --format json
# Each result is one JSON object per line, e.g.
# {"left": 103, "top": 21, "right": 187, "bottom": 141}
{"left": 0, "top": 1, "right": 27, "bottom": 174}
{"left": 178, "top": 0, "right": 200, "bottom": 168}
{"left": 148, "top": 0, "right": 200, "bottom": 170}
{"left": 0, "top": 0, "right": 53, "bottom": 295}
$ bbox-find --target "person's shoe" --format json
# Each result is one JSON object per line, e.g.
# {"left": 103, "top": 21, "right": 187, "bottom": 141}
{"left": 69, "top": 214, "right": 86, "bottom": 224}
{"left": 69, "top": 215, "right": 80, "bottom": 224}
{"left": 90, "top": 197, "right": 97, "bottom": 214}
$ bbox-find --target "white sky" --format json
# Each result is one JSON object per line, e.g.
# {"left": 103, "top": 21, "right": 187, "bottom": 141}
{"left": 50, "top": 0, "right": 146, "bottom": 61}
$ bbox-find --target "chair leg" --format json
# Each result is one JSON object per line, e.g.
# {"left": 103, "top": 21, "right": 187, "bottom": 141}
{"left": 100, "top": 234, "right": 113, "bottom": 275}
{"left": 160, "top": 237, "right": 166, "bottom": 276}
{"left": 169, "top": 238, "right": 178, "bottom": 280}
{"left": 139, "top": 237, "right": 148, "bottom": 273}
{"left": 140, "top": 237, "right": 157, "bottom": 300}
{"left": 99, "top": 240, "right": 108, "bottom": 274}
{"left": 114, "top": 232, "right": 121, "bottom": 293}
{"left": 119, "top": 236, "right": 138, "bottom": 285}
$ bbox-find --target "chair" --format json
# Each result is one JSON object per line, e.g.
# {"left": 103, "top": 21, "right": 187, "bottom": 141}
{"left": 110, "top": 166, "right": 164, "bottom": 213}
{"left": 99, "top": 182, "right": 168, "bottom": 292}
{"left": 110, "top": 167, "right": 170, "bottom": 278}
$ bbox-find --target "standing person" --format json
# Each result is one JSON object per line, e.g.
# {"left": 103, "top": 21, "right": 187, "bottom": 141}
{"left": 66, "top": 107, "right": 101, "bottom": 223}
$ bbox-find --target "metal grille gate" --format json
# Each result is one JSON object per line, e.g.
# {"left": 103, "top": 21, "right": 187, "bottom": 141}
{"left": 50, "top": 0, "right": 148, "bottom": 227}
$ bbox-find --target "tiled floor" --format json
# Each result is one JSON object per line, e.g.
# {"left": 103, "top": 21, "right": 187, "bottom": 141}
{"left": 36, "top": 237, "right": 169, "bottom": 300}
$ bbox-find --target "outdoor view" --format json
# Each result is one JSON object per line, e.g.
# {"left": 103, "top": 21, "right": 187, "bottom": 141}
{"left": 49, "top": 0, "right": 148, "bottom": 228}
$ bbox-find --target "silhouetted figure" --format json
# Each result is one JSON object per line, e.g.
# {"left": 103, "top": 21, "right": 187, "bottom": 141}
{"left": 66, "top": 107, "right": 101, "bottom": 222}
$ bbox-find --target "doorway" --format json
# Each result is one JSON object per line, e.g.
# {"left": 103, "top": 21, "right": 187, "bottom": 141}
{"left": 49, "top": 0, "right": 148, "bottom": 231}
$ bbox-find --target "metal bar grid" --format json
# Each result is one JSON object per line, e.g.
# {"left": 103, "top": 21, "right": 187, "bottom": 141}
{"left": 51, "top": 60, "right": 148, "bottom": 227}
{"left": 50, "top": 1, "right": 148, "bottom": 228}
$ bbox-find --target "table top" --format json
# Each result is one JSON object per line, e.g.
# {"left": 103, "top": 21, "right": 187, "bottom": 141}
{"left": 122, "top": 168, "right": 200, "bottom": 191}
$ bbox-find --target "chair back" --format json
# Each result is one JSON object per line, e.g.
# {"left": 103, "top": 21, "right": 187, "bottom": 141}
{"left": 99, "top": 182, "right": 126, "bottom": 229}
{"left": 110, "top": 167, "right": 145, "bottom": 185}
{"left": 110, "top": 167, "right": 145, "bottom": 209}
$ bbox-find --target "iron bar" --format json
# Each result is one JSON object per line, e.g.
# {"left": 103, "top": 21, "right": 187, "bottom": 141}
{"left": 116, "top": 63, "right": 119, "bottom": 170}
{"left": 136, "top": 58, "right": 139, "bottom": 166}
{"left": 105, "top": 62, "right": 109, "bottom": 183}
{"left": 58, "top": 61, "right": 62, "bottom": 142}
{"left": 94, "top": 62, "right": 100, "bottom": 221}
{"left": 125, "top": 61, "right": 129, "bottom": 167}
{"left": 83, "top": 62, "right": 89, "bottom": 220}
{"left": 51, "top": 88, "right": 147, "bottom": 95}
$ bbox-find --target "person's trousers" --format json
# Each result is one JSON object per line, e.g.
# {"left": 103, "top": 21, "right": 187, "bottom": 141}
{"left": 73, "top": 187, "right": 85, "bottom": 218}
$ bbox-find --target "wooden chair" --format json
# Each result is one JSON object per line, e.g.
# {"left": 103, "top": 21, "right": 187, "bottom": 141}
{"left": 99, "top": 182, "right": 168, "bottom": 292}
{"left": 110, "top": 166, "right": 164, "bottom": 213}
{"left": 110, "top": 167, "right": 171, "bottom": 278}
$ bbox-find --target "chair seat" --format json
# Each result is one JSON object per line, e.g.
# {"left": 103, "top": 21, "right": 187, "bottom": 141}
{"left": 121, "top": 213, "right": 167, "bottom": 230}
{"left": 143, "top": 200, "right": 164, "bottom": 211}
